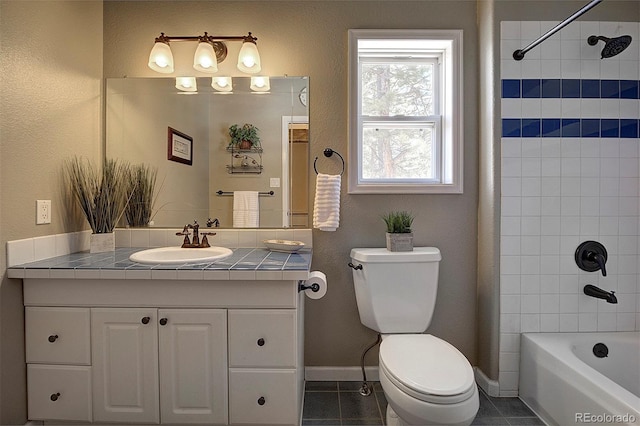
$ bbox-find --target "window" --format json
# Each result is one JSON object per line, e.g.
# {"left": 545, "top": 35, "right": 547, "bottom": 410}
{"left": 348, "top": 29, "right": 463, "bottom": 194}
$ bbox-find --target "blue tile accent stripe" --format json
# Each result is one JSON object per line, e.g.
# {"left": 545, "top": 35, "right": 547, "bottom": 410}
{"left": 502, "top": 79, "right": 640, "bottom": 138}
{"left": 502, "top": 118, "right": 639, "bottom": 138}
{"left": 501, "top": 79, "right": 640, "bottom": 99}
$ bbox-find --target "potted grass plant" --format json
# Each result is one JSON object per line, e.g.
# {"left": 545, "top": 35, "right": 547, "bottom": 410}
{"left": 382, "top": 210, "right": 415, "bottom": 252}
{"left": 64, "top": 157, "right": 132, "bottom": 252}
{"left": 228, "top": 123, "right": 261, "bottom": 151}
{"left": 124, "top": 163, "right": 159, "bottom": 227}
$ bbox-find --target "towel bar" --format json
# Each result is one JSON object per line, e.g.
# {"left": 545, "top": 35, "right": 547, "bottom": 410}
{"left": 216, "top": 190, "right": 274, "bottom": 196}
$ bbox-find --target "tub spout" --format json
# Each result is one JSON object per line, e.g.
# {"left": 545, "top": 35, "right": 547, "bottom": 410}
{"left": 583, "top": 284, "right": 617, "bottom": 304}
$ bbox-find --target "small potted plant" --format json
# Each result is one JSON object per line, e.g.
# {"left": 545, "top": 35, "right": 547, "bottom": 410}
{"left": 382, "top": 210, "right": 414, "bottom": 252}
{"left": 228, "top": 123, "right": 261, "bottom": 150}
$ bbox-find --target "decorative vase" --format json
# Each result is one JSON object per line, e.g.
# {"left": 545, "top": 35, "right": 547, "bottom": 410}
{"left": 239, "top": 140, "right": 252, "bottom": 150}
{"left": 90, "top": 233, "right": 116, "bottom": 253}
{"left": 386, "top": 232, "right": 414, "bottom": 252}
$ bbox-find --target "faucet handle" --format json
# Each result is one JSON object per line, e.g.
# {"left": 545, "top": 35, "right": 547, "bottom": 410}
{"left": 200, "top": 232, "right": 216, "bottom": 248}
{"left": 575, "top": 241, "right": 608, "bottom": 277}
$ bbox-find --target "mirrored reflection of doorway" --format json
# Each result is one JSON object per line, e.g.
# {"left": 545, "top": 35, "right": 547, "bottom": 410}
{"left": 282, "top": 116, "right": 309, "bottom": 228}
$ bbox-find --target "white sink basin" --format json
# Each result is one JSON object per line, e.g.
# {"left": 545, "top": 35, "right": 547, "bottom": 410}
{"left": 129, "top": 246, "right": 233, "bottom": 265}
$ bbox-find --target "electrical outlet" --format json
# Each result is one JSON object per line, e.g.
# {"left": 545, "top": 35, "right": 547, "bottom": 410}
{"left": 36, "top": 200, "right": 51, "bottom": 225}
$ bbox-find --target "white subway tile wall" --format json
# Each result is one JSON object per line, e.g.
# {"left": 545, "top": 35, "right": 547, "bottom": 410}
{"left": 500, "top": 21, "right": 640, "bottom": 396}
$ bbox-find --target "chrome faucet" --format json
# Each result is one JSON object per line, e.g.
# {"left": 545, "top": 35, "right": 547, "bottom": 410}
{"left": 583, "top": 284, "right": 617, "bottom": 304}
{"left": 176, "top": 220, "right": 216, "bottom": 248}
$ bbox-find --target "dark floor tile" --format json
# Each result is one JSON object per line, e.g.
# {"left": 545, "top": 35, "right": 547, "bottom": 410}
{"left": 342, "top": 420, "right": 384, "bottom": 426}
{"left": 340, "top": 391, "right": 383, "bottom": 420}
{"left": 303, "top": 420, "right": 341, "bottom": 426}
{"left": 476, "top": 389, "right": 501, "bottom": 418}
{"left": 375, "top": 391, "right": 387, "bottom": 417}
{"left": 506, "top": 417, "right": 545, "bottom": 425}
{"left": 307, "top": 381, "right": 339, "bottom": 391}
{"left": 489, "top": 397, "right": 535, "bottom": 417}
{"left": 472, "top": 417, "right": 510, "bottom": 425}
{"left": 304, "top": 391, "right": 341, "bottom": 419}
{"left": 339, "top": 381, "right": 368, "bottom": 391}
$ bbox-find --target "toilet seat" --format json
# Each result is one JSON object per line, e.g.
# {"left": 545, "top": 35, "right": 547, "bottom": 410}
{"left": 379, "top": 334, "right": 476, "bottom": 405}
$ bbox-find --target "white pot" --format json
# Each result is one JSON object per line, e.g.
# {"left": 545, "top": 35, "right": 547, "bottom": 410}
{"left": 90, "top": 233, "right": 115, "bottom": 253}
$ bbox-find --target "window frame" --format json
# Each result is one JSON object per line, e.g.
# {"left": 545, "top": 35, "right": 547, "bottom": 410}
{"left": 348, "top": 29, "right": 464, "bottom": 194}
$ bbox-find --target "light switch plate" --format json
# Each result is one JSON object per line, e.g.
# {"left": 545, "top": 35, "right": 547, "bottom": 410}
{"left": 270, "top": 178, "right": 281, "bottom": 188}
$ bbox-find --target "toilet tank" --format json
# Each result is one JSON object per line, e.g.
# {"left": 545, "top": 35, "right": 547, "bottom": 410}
{"left": 350, "top": 247, "right": 441, "bottom": 333}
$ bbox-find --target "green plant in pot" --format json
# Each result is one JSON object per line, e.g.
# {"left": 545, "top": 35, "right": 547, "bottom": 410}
{"left": 64, "top": 157, "right": 133, "bottom": 253}
{"left": 382, "top": 210, "right": 414, "bottom": 252}
{"left": 228, "top": 123, "right": 261, "bottom": 150}
{"left": 124, "top": 163, "right": 159, "bottom": 227}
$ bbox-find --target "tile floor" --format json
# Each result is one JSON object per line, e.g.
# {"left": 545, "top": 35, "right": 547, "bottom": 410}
{"left": 302, "top": 381, "right": 545, "bottom": 426}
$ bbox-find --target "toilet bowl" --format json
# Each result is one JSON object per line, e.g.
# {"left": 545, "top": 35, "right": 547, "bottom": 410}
{"left": 349, "top": 248, "right": 479, "bottom": 425}
{"left": 379, "top": 334, "right": 479, "bottom": 426}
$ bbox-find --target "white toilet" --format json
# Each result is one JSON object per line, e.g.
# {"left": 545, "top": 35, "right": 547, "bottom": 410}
{"left": 350, "top": 247, "right": 479, "bottom": 426}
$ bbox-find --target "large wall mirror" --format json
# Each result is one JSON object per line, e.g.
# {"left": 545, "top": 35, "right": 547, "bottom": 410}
{"left": 106, "top": 76, "right": 309, "bottom": 229}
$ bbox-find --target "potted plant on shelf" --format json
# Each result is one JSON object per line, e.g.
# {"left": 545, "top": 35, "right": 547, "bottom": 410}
{"left": 382, "top": 210, "right": 415, "bottom": 252}
{"left": 228, "top": 123, "right": 261, "bottom": 151}
{"left": 64, "top": 157, "right": 133, "bottom": 253}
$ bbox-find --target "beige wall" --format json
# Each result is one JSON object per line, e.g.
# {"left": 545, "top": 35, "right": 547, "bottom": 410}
{"left": 103, "top": 0, "right": 480, "bottom": 368}
{"left": 0, "top": 1, "right": 103, "bottom": 422}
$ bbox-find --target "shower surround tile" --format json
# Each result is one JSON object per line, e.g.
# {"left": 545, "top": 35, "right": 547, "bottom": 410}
{"left": 499, "top": 21, "right": 640, "bottom": 396}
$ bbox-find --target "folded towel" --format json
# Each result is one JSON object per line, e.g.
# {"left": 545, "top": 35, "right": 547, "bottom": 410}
{"left": 313, "top": 173, "right": 341, "bottom": 231}
{"left": 233, "top": 191, "right": 259, "bottom": 227}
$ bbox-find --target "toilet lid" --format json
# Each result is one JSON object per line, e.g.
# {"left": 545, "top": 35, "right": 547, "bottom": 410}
{"left": 379, "top": 334, "right": 476, "bottom": 404}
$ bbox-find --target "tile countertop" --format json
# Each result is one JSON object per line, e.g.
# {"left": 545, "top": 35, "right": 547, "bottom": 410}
{"left": 7, "top": 247, "right": 312, "bottom": 281}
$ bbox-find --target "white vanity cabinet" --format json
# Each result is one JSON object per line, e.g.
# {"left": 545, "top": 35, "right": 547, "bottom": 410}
{"left": 23, "top": 278, "right": 304, "bottom": 425}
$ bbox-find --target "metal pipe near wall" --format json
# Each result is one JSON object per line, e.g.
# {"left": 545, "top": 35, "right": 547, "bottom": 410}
{"left": 513, "top": 0, "right": 603, "bottom": 61}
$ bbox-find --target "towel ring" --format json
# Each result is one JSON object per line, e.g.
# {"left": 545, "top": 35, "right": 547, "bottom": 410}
{"left": 314, "top": 148, "right": 345, "bottom": 176}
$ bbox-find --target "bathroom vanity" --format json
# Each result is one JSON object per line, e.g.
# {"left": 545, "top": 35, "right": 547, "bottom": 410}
{"left": 12, "top": 247, "right": 310, "bottom": 425}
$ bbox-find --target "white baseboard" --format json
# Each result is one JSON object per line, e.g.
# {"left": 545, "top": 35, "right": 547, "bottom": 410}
{"left": 305, "top": 366, "right": 379, "bottom": 382}
{"left": 474, "top": 367, "right": 500, "bottom": 397}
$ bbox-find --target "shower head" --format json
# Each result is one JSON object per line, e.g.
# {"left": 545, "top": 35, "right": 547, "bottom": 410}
{"left": 588, "top": 35, "right": 632, "bottom": 59}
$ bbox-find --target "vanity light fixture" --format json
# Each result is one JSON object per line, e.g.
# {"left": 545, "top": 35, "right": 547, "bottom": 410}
{"left": 148, "top": 32, "right": 261, "bottom": 74}
{"left": 212, "top": 76, "right": 233, "bottom": 92}
{"left": 175, "top": 76, "right": 197, "bottom": 92}
{"left": 250, "top": 76, "right": 270, "bottom": 92}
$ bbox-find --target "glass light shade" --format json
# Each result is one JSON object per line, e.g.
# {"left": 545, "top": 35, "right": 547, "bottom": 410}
{"left": 175, "top": 77, "right": 198, "bottom": 92}
{"left": 148, "top": 42, "right": 174, "bottom": 74}
{"left": 250, "top": 76, "right": 270, "bottom": 92}
{"left": 211, "top": 76, "right": 233, "bottom": 92}
{"left": 193, "top": 41, "right": 218, "bottom": 73}
{"left": 237, "top": 41, "right": 261, "bottom": 74}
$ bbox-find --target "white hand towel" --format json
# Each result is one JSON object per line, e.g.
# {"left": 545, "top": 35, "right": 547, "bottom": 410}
{"left": 313, "top": 173, "right": 341, "bottom": 231}
{"left": 233, "top": 191, "right": 259, "bottom": 228}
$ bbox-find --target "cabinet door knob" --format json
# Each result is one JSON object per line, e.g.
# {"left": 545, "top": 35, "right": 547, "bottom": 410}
{"left": 48, "top": 334, "right": 59, "bottom": 343}
{"left": 141, "top": 316, "right": 151, "bottom": 324}
{"left": 257, "top": 396, "right": 266, "bottom": 406}
{"left": 257, "top": 338, "right": 265, "bottom": 347}
{"left": 50, "top": 392, "right": 61, "bottom": 402}
{"left": 159, "top": 318, "right": 168, "bottom": 326}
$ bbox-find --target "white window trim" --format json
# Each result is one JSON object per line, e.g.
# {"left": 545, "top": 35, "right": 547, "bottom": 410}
{"left": 348, "top": 29, "right": 464, "bottom": 194}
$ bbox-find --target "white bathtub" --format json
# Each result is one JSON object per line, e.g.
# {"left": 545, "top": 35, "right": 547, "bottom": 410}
{"left": 520, "top": 332, "right": 640, "bottom": 426}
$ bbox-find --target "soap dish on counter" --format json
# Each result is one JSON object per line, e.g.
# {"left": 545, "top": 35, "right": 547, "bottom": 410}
{"left": 263, "top": 239, "right": 305, "bottom": 253}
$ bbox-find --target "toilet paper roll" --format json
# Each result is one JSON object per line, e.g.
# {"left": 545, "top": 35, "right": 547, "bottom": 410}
{"left": 304, "top": 271, "right": 327, "bottom": 299}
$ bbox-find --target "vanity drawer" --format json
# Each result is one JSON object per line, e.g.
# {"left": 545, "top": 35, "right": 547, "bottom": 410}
{"left": 229, "top": 369, "right": 297, "bottom": 425}
{"left": 228, "top": 309, "right": 297, "bottom": 368}
{"left": 27, "top": 364, "right": 92, "bottom": 422}
{"left": 25, "top": 307, "right": 91, "bottom": 365}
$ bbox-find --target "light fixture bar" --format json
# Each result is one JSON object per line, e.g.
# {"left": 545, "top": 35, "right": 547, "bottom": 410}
{"left": 149, "top": 32, "right": 260, "bottom": 74}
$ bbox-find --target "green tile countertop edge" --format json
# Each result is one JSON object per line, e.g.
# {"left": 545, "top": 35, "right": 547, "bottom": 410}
{"left": 8, "top": 247, "right": 312, "bottom": 281}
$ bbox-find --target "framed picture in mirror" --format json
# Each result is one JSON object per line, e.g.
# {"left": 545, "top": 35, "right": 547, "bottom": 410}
{"left": 168, "top": 127, "right": 193, "bottom": 165}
